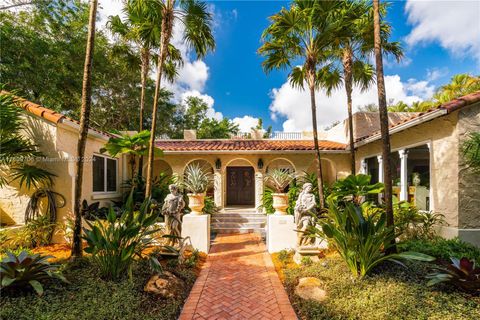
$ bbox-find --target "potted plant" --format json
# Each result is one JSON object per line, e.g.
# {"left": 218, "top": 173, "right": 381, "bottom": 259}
{"left": 183, "top": 163, "right": 213, "bottom": 215}
{"left": 264, "top": 169, "right": 295, "bottom": 215}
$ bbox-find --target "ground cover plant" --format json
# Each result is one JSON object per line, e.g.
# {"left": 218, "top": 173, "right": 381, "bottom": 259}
{"left": 272, "top": 251, "right": 480, "bottom": 320}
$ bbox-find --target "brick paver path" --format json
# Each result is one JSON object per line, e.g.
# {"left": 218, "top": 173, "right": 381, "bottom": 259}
{"left": 178, "top": 233, "right": 297, "bottom": 320}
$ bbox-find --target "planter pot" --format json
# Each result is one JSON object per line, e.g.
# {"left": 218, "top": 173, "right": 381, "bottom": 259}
{"left": 187, "top": 193, "right": 206, "bottom": 215}
{"left": 272, "top": 193, "right": 289, "bottom": 215}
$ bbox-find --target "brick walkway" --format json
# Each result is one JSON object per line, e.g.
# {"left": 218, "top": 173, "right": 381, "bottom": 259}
{"left": 178, "top": 233, "right": 297, "bottom": 320}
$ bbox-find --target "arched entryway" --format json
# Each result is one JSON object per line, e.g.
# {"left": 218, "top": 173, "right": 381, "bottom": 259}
{"left": 224, "top": 159, "right": 255, "bottom": 207}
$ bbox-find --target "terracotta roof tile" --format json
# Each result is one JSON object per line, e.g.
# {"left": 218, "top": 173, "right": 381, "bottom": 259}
{"left": 2, "top": 91, "right": 117, "bottom": 139}
{"left": 155, "top": 139, "right": 346, "bottom": 152}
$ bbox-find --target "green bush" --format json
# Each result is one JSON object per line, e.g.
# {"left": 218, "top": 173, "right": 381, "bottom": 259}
{"left": 319, "top": 199, "right": 434, "bottom": 278}
{"left": 399, "top": 237, "right": 480, "bottom": 265}
{"left": 0, "top": 251, "right": 67, "bottom": 296}
{"left": 329, "top": 174, "right": 384, "bottom": 205}
{"left": 202, "top": 196, "right": 219, "bottom": 214}
{"left": 14, "top": 215, "right": 57, "bottom": 248}
{"left": 83, "top": 198, "right": 163, "bottom": 280}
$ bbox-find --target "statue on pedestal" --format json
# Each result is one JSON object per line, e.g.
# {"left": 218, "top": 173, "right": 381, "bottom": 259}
{"left": 294, "top": 183, "right": 320, "bottom": 264}
{"left": 294, "top": 183, "right": 317, "bottom": 247}
{"left": 162, "top": 184, "right": 185, "bottom": 247}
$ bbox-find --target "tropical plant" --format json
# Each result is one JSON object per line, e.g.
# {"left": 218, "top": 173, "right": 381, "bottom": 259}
{"left": 14, "top": 215, "right": 57, "bottom": 248}
{"left": 372, "top": 0, "right": 395, "bottom": 252}
{"left": 329, "top": 174, "right": 384, "bottom": 205}
{"left": 144, "top": 0, "right": 215, "bottom": 198}
{"left": 202, "top": 196, "right": 219, "bottom": 214}
{"left": 427, "top": 257, "right": 480, "bottom": 291}
{"left": 264, "top": 169, "right": 295, "bottom": 193}
{"left": 319, "top": 199, "right": 434, "bottom": 278}
{"left": 82, "top": 197, "right": 164, "bottom": 280}
{"left": 433, "top": 73, "right": 480, "bottom": 104}
{"left": 0, "top": 251, "right": 67, "bottom": 296}
{"left": 462, "top": 132, "right": 480, "bottom": 172}
{"left": 72, "top": 0, "right": 98, "bottom": 259}
{"left": 123, "top": 173, "right": 172, "bottom": 205}
{"left": 101, "top": 130, "right": 162, "bottom": 178}
{"left": 181, "top": 163, "right": 212, "bottom": 194}
{"left": 259, "top": 0, "right": 347, "bottom": 208}
{"left": 259, "top": 187, "right": 275, "bottom": 214}
{"left": 326, "top": 0, "right": 402, "bottom": 174}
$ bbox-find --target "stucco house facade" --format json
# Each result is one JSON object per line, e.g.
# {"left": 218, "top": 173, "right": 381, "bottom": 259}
{"left": 1, "top": 91, "right": 479, "bottom": 245}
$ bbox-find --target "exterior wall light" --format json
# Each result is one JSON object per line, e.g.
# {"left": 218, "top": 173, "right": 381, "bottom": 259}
{"left": 257, "top": 158, "right": 264, "bottom": 170}
{"left": 215, "top": 158, "right": 221, "bottom": 170}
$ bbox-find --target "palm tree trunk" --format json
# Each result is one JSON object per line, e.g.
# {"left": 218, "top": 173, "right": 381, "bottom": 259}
{"left": 145, "top": 2, "right": 174, "bottom": 198}
{"left": 308, "top": 82, "right": 326, "bottom": 209}
{"left": 71, "top": 0, "right": 98, "bottom": 259}
{"left": 373, "top": 0, "right": 396, "bottom": 253}
{"left": 343, "top": 47, "right": 356, "bottom": 174}
{"left": 138, "top": 47, "right": 150, "bottom": 178}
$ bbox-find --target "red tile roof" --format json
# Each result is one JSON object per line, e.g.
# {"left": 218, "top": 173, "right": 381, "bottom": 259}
{"left": 3, "top": 91, "right": 117, "bottom": 139}
{"left": 155, "top": 139, "right": 347, "bottom": 152}
{"left": 357, "top": 90, "right": 480, "bottom": 142}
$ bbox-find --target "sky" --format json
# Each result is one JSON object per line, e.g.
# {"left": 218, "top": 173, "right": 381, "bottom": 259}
{"left": 99, "top": 0, "right": 479, "bottom": 131}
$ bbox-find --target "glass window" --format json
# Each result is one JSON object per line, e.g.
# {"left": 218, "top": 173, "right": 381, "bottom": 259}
{"left": 106, "top": 158, "right": 117, "bottom": 192}
{"left": 407, "top": 145, "right": 430, "bottom": 211}
{"left": 92, "top": 155, "right": 105, "bottom": 192}
{"left": 92, "top": 155, "right": 117, "bottom": 193}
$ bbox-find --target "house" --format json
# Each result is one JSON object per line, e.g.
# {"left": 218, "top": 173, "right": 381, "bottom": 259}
{"left": 1, "top": 91, "right": 479, "bottom": 245}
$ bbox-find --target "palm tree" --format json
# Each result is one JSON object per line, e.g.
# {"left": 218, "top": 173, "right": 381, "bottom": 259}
{"left": 100, "top": 130, "right": 162, "bottom": 178}
{"left": 259, "top": 0, "right": 344, "bottom": 208}
{"left": 108, "top": 0, "right": 182, "bottom": 177}
{"left": 143, "top": 0, "right": 215, "bottom": 198}
{"left": 71, "top": 0, "right": 98, "bottom": 259}
{"left": 373, "top": 0, "right": 395, "bottom": 253}
{"left": 433, "top": 73, "right": 480, "bottom": 103}
{"left": 328, "top": 0, "right": 402, "bottom": 174}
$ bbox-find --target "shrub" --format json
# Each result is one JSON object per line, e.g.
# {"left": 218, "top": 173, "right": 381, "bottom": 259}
{"left": 427, "top": 257, "right": 480, "bottom": 291}
{"left": 82, "top": 198, "right": 163, "bottom": 280}
{"left": 202, "top": 196, "right": 219, "bottom": 214}
{"left": 318, "top": 199, "right": 434, "bottom": 278}
{"left": 394, "top": 202, "right": 446, "bottom": 240}
{"left": 0, "top": 251, "right": 67, "bottom": 296}
{"left": 329, "top": 174, "right": 384, "bottom": 205}
{"left": 14, "top": 215, "right": 57, "bottom": 248}
{"left": 398, "top": 237, "right": 480, "bottom": 264}
{"left": 122, "top": 173, "right": 172, "bottom": 206}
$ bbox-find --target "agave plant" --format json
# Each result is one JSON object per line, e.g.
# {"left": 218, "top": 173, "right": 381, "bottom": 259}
{"left": 264, "top": 168, "right": 295, "bottom": 193}
{"left": 0, "top": 251, "right": 67, "bottom": 296}
{"left": 181, "top": 163, "right": 212, "bottom": 194}
{"left": 427, "top": 257, "right": 480, "bottom": 291}
{"left": 319, "top": 199, "right": 434, "bottom": 278}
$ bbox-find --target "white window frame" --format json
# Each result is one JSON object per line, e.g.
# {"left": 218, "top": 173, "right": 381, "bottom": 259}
{"left": 92, "top": 154, "right": 118, "bottom": 194}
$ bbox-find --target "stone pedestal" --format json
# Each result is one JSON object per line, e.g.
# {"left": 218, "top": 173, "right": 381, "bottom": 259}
{"left": 266, "top": 214, "right": 296, "bottom": 253}
{"left": 182, "top": 214, "right": 210, "bottom": 253}
{"left": 293, "top": 246, "right": 321, "bottom": 265}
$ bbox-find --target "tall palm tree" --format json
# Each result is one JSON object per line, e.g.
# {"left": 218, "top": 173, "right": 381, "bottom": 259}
{"left": 108, "top": 0, "right": 182, "bottom": 177}
{"left": 143, "top": 0, "right": 215, "bottom": 198}
{"left": 71, "top": 0, "right": 98, "bottom": 259}
{"left": 373, "top": 0, "right": 395, "bottom": 253}
{"left": 434, "top": 73, "right": 480, "bottom": 103}
{"left": 259, "top": 0, "right": 344, "bottom": 208}
{"left": 329, "top": 0, "right": 402, "bottom": 174}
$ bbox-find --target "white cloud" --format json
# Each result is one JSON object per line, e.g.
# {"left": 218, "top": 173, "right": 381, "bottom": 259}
{"left": 180, "top": 90, "right": 223, "bottom": 121}
{"left": 177, "top": 60, "right": 209, "bottom": 92}
{"left": 426, "top": 67, "right": 449, "bottom": 82}
{"left": 233, "top": 115, "right": 260, "bottom": 132}
{"left": 405, "top": 0, "right": 480, "bottom": 62}
{"left": 269, "top": 75, "right": 427, "bottom": 131}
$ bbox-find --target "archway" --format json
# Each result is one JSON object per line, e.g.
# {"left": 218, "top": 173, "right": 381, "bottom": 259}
{"left": 184, "top": 159, "right": 215, "bottom": 198}
{"left": 265, "top": 158, "right": 296, "bottom": 174}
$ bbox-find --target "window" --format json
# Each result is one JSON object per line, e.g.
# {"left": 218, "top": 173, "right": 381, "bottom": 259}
{"left": 93, "top": 155, "right": 117, "bottom": 193}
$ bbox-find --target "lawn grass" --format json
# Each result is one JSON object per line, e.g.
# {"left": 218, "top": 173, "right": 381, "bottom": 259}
{"left": 273, "top": 252, "right": 480, "bottom": 320}
{"left": 0, "top": 255, "right": 202, "bottom": 320}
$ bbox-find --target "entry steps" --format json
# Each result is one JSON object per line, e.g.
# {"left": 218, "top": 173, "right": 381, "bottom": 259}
{"left": 211, "top": 209, "right": 266, "bottom": 236}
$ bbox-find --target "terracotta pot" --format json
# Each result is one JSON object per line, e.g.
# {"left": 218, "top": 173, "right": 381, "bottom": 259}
{"left": 272, "top": 193, "right": 289, "bottom": 215}
{"left": 187, "top": 193, "right": 205, "bottom": 215}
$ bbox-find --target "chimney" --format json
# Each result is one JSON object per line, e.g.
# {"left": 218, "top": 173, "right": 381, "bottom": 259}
{"left": 183, "top": 129, "right": 197, "bottom": 140}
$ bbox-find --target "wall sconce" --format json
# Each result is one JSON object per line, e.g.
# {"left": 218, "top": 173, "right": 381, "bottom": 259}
{"left": 257, "top": 158, "right": 264, "bottom": 170}
{"left": 215, "top": 158, "right": 221, "bottom": 170}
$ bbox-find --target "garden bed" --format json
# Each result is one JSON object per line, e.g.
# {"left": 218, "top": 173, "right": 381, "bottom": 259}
{"left": 272, "top": 251, "right": 480, "bottom": 320}
{"left": 0, "top": 250, "right": 205, "bottom": 320}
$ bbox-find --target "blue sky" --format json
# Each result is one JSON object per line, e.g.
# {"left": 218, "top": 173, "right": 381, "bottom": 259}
{"left": 99, "top": 0, "right": 480, "bottom": 132}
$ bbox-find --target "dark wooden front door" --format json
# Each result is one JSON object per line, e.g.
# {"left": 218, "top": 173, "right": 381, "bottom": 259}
{"left": 226, "top": 167, "right": 255, "bottom": 206}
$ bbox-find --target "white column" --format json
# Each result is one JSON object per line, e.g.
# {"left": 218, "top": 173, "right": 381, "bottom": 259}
{"left": 427, "top": 142, "right": 433, "bottom": 211}
{"left": 360, "top": 159, "right": 367, "bottom": 174}
{"left": 399, "top": 149, "right": 409, "bottom": 201}
{"left": 213, "top": 170, "right": 223, "bottom": 208}
{"left": 377, "top": 155, "right": 384, "bottom": 183}
{"left": 255, "top": 171, "right": 264, "bottom": 213}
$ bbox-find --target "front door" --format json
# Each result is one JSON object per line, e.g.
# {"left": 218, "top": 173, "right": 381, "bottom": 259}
{"left": 226, "top": 167, "right": 255, "bottom": 206}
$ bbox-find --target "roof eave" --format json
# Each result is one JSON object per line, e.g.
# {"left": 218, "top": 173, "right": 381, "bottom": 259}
{"left": 161, "top": 149, "right": 348, "bottom": 154}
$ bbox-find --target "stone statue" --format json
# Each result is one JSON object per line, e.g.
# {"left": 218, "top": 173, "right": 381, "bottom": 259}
{"left": 162, "top": 184, "right": 185, "bottom": 247}
{"left": 294, "top": 183, "right": 317, "bottom": 247}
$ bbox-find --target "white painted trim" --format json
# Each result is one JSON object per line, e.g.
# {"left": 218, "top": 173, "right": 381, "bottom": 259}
{"left": 92, "top": 153, "right": 119, "bottom": 194}
{"left": 58, "top": 119, "right": 117, "bottom": 141}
